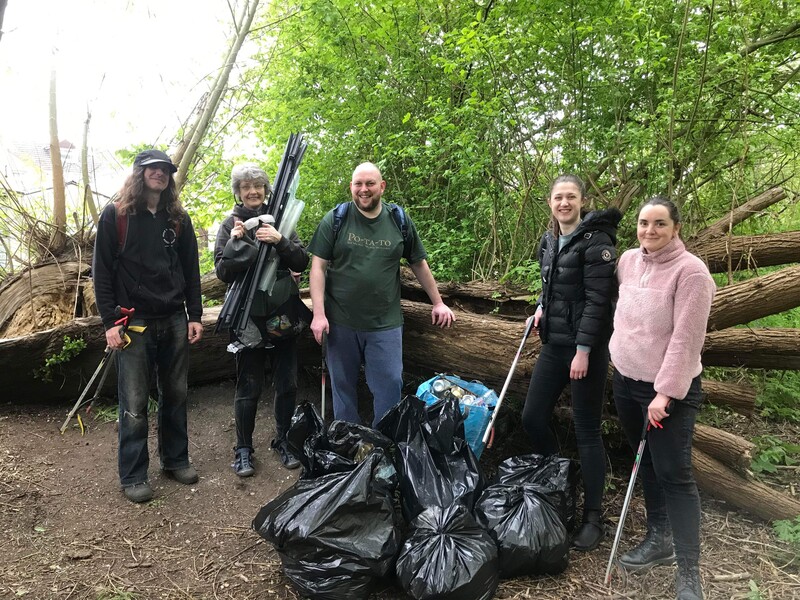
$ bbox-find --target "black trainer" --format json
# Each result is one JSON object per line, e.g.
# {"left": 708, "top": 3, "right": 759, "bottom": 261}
{"left": 619, "top": 525, "right": 676, "bottom": 571}
{"left": 271, "top": 438, "right": 300, "bottom": 470}
{"left": 571, "top": 510, "right": 605, "bottom": 552}
{"left": 232, "top": 447, "right": 255, "bottom": 477}
{"left": 675, "top": 558, "right": 703, "bottom": 600}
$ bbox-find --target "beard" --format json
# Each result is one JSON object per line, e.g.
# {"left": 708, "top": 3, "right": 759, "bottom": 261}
{"left": 353, "top": 193, "right": 381, "bottom": 212}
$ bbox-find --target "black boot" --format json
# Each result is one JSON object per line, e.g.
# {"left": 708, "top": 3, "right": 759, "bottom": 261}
{"left": 619, "top": 524, "right": 675, "bottom": 571}
{"left": 232, "top": 447, "right": 255, "bottom": 477}
{"left": 675, "top": 558, "right": 703, "bottom": 600}
{"left": 571, "top": 510, "right": 605, "bottom": 552}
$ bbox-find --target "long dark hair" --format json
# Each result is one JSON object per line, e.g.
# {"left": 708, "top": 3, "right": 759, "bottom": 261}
{"left": 115, "top": 165, "right": 186, "bottom": 226}
{"left": 548, "top": 174, "right": 586, "bottom": 236}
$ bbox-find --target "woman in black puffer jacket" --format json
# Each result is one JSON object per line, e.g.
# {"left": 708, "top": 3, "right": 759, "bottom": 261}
{"left": 522, "top": 174, "right": 621, "bottom": 552}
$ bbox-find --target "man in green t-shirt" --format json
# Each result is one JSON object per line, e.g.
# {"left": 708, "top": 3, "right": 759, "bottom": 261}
{"left": 308, "top": 162, "right": 455, "bottom": 426}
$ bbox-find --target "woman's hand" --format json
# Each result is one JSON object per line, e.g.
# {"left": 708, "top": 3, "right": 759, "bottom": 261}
{"left": 231, "top": 219, "right": 245, "bottom": 240}
{"left": 255, "top": 223, "right": 282, "bottom": 244}
{"left": 647, "top": 392, "right": 672, "bottom": 427}
{"left": 570, "top": 349, "right": 589, "bottom": 379}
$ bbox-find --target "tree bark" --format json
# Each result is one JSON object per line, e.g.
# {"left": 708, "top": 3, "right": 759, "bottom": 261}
{"left": 693, "top": 423, "right": 754, "bottom": 478}
{"left": 703, "top": 328, "right": 800, "bottom": 370}
{"left": 48, "top": 68, "right": 67, "bottom": 254}
{"left": 700, "top": 379, "right": 755, "bottom": 417}
{"left": 174, "top": 0, "right": 261, "bottom": 191}
{"left": 81, "top": 108, "right": 99, "bottom": 227}
{"left": 0, "top": 262, "right": 90, "bottom": 337}
{"left": 692, "top": 447, "right": 800, "bottom": 522}
{"left": 707, "top": 264, "right": 800, "bottom": 331}
{"left": 689, "top": 187, "right": 787, "bottom": 245}
{"left": 690, "top": 231, "right": 800, "bottom": 273}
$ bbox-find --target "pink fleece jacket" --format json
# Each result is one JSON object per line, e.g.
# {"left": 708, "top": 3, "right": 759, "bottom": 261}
{"left": 609, "top": 237, "right": 716, "bottom": 400}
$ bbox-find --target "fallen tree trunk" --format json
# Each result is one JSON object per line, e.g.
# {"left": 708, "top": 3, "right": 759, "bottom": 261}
{"left": 693, "top": 423, "right": 755, "bottom": 478}
{"left": 703, "top": 328, "right": 800, "bottom": 370}
{"left": 700, "top": 379, "right": 755, "bottom": 417}
{"left": 1, "top": 301, "right": 793, "bottom": 522}
{"left": 707, "top": 264, "right": 800, "bottom": 331}
{"left": 689, "top": 186, "right": 787, "bottom": 246}
{"left": 0, "top": 261, "right": 92, "bottom": 337}
{"left": 2, "top": 300, "right": 756, "bottom": 416}
{"left": 690, "top": 231, "right": 800, "bottom": 273}
{"left": 692, "top": 447, "right": 800, "bottom": 522}
{"left": 200, "top": 269, "right": 537, "bottom": 318}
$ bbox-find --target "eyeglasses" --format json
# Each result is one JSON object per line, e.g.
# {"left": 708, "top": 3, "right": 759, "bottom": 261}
{"left": 240, "top": 183, "right": 266, "bottom": 192}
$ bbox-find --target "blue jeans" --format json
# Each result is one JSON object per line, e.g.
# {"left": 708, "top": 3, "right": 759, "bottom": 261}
{"left": 613, "top": 370, "right": 702, "bottom": 562}
{"left": 521, "top": 342, "right": 609, "bottom": 513}
{"left": 116, "top": 312, "right": 190, "bottom": 487}
{"left": 234, "top": 337, "right": 297, "bottom": 449}
{"left": 327, "top": 323, "right": 403, "bottom": 427}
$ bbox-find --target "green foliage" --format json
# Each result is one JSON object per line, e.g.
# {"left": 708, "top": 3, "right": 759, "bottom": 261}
{"left": 34, "top": 336, "right": 87, "bottom": 383}
{"left": 773, "top": 516, "right": 800, "bottom": 549}
{"left": 198, "top": 248, "right": 215, "bottom": 276}
{"left": 199, "top": 0, "right": 800, "bottom": 282}
{"left": 746, "top": 580, "right": 765, "bottom": 600}
{"left": 756, "top": 372, "right": 800, "bottom": 423}
{"left": 750, "top": 434, "right": 800, "bottom": 474}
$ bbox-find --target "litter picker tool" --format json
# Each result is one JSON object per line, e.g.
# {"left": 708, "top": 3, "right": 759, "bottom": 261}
{"left": 320, "top": 331, "right": 328, "bottom": 420}
{"left": 604, "top": 400, "right": 674, "bottom": 584}
{"left": 480, "top": 315, "right": 536, "bottom": 450}
{"left": 59, "top": 307, "right": 144, "bottom": 434}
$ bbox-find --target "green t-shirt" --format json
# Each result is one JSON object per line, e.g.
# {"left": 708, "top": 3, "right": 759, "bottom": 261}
{"left": 308, "top": 202, "right": 427, "bottom": 331}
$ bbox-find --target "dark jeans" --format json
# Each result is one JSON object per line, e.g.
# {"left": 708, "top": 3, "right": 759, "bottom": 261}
{"left": 234, "top": 336, "right": 297, "bottom": 450}
{"left": 613, "top": 370, "right": 702, "bottom": 562}
{"left": 521, "top": 343, "right": 609, "bottom": 513}
{"left": 116, "top": 312, "right": 190, "bottom": 487}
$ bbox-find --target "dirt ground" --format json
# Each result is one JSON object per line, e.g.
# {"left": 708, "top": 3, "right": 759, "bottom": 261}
{"left": 1, "top": 371, "right": 798, "bottom": 600}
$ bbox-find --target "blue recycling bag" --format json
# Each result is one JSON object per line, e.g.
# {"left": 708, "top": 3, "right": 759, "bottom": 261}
{"left": 416, "top": 374, "right": 498, "bottom": 458}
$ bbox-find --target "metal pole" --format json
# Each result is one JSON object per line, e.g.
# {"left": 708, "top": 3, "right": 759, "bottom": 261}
{"left": 604, "top": 419, "right": 650, "bottom": 584}
{"left": 481, "top": 316, "right": 535, "bottom": 448}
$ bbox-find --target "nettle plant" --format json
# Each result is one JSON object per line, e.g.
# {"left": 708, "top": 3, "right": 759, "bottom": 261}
{"left": 34, "top": 335, "right": 87, "bottom": 383}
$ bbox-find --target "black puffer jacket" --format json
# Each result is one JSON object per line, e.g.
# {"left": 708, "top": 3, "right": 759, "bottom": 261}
{"left": 538, "top": 208, "right": 622, "bottom": 349}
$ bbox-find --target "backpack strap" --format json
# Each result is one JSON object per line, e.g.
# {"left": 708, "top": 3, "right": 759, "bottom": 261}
{"left": 113, "top": 200, "right": 128, "bottom": 257}
{"left": 387, "top": 202, "right": 411, "bottom": 260}
{"left": 332, "top": 201, "right": 411, "bottom": 259}
{"left": 332, "top": 202, "right": 350, "bottom": 244}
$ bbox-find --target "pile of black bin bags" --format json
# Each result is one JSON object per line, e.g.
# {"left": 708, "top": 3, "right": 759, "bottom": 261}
{"left": 252, "top": 395, "right": 578, "bottom": 600}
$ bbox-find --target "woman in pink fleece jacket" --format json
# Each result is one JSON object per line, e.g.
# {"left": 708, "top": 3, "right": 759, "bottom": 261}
{"left": 609, "top": 197, "right": 715, "bottom": 600}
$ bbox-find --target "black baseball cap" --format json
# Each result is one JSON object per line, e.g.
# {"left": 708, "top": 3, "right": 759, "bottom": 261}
{"left": 133, "top": 149, "right": 178, "bottom": 173}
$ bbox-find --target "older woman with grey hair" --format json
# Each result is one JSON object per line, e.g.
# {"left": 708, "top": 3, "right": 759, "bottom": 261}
{"left": 213, "top": 163, "right": 309, "bottom": 475}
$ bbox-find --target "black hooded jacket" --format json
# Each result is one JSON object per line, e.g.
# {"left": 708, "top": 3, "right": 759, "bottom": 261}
{"left": 538, "top": 207, "right": 622, "bottom": 349}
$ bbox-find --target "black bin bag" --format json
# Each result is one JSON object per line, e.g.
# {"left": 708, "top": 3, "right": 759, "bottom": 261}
{"left": 377, "top": 395, "right": 485, "bottom": 521}
{"left": 474, "top": 483, "right": 569, "bottom": 577}
{"left": 286, "top": 403, "right": 396, "bottom": 479}
{"left": 252, "top": 450, "right": 401, "bottom": 600}
{"left": 494, "top": 453, "right": 579, "bottom": 531}
{"left": 395, "top": 504, "right": 499, "bottom": 600}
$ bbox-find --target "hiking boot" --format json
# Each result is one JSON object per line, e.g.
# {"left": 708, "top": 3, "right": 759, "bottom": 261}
{"left": 123, "top": 482, "right": 153, "bottom": 503}
{"left": 571, "top": 510, "right": 605, "bottom": 552}
{"left": 163, "top": 465, "right": 199, "bottom": 485}
{"left": 619, "top": 525, "right": 676, "bottom": 571}
{"left": 232, "top": 447, "right": 255, "bottom": 477}
{"left": 271, "top": 438, "right": 300, "bottom": 470}
{"left": 675, "top": 558, "right": 703, "bottom": 599}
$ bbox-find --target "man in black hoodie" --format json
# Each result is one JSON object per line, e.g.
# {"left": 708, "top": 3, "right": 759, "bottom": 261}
{"left": 93, "top": 149, "right": 203, "bottom": 503}
{"left": 213, "top": 163, "right": 309, "bottom": 475}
